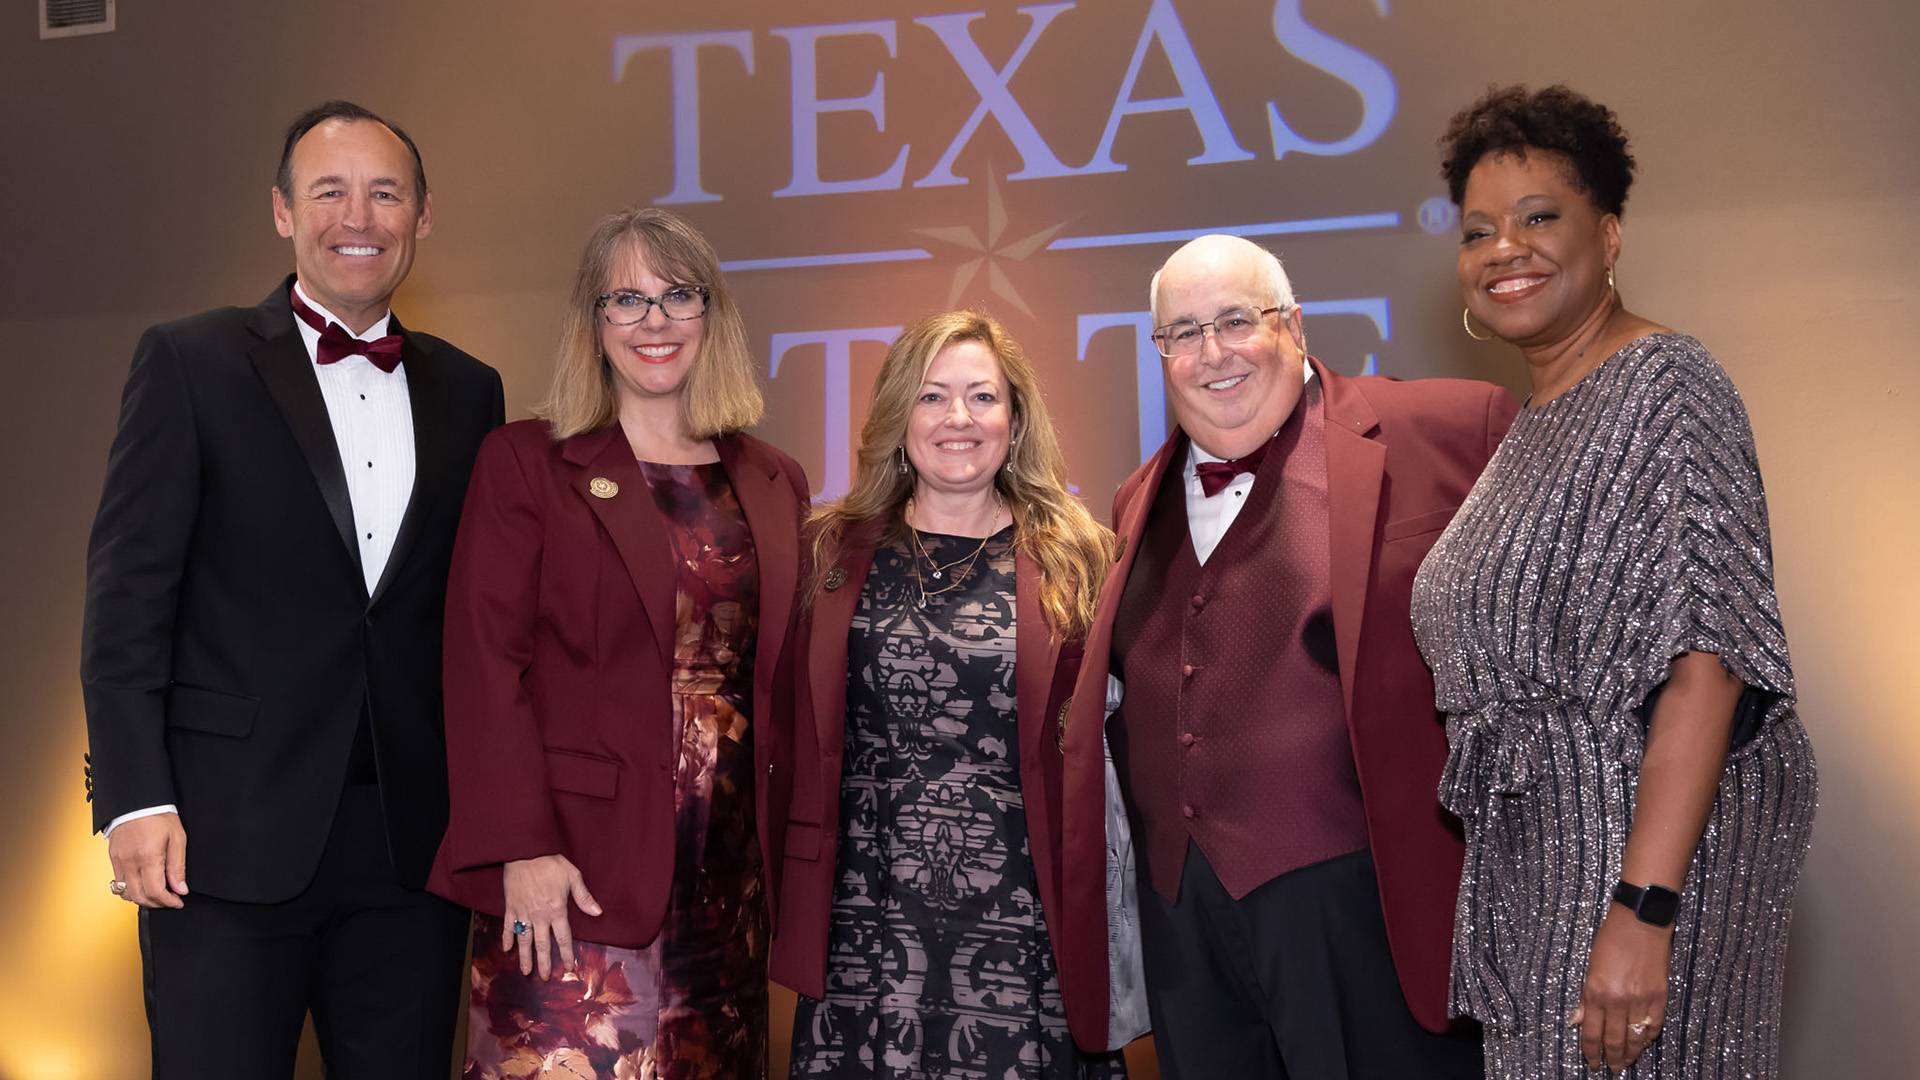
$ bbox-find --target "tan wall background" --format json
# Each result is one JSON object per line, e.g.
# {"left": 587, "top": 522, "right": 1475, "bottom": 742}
{"left": 2, "top": 2, "right": 1913, "bottom": 1076}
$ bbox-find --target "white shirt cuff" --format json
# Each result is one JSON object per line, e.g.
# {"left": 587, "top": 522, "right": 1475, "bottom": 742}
{"left": 104, "top": 804, "right": 177, "bottom": 837}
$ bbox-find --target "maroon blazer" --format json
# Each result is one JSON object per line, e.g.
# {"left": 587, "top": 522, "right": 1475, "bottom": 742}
{"left": 427, "top": 420, "right": 809, "bottom": 947}
{"left": 769, "top": 537, "right": 1083, "bottom": 999}
{"left": 1056, "top": 360, "right": 1517, "bottom": 1047}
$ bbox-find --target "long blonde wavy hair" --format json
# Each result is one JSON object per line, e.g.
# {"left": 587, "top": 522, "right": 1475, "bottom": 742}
{"left": 805, "top": 310, "right": 1113, "bottom": 640}
{"left": 536, "top": 208, "right": 763, "bottom": 440}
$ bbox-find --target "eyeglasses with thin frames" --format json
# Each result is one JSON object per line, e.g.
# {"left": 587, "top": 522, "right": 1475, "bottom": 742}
{"left": 1151, "top": 306, "right": 1286, "bottom": 358}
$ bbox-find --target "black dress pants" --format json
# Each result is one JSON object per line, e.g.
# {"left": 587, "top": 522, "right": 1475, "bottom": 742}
{"left": 138, "top": 783, "right": 468, "bottom": 1079}
{"left": 1137, "top": 844, "right": 1482, "bottom": 1080}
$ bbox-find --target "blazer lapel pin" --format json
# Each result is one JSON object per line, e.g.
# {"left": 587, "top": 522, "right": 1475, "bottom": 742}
{"left": 588, "top": 477, "right": 619, "bottom": 499}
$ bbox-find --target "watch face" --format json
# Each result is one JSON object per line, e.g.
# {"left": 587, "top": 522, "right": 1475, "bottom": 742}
{"left": 1640, "top": 885, "right": 1681, "bottom": 926}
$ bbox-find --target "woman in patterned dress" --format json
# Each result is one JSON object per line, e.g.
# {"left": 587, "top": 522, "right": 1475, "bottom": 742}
{"left": 772, "top": 310, "right": 1128, "bottom": 1079}
{"left": 1411, "top": 86, "right": 1817, "bottom": 1078}
{"left": 428, "top": 208, "right": 810, "bottom": 1079}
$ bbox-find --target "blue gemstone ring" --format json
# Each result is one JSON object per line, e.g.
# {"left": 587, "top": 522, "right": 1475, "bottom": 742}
{"left": 511, "top": 919, "right": 530, "bottom": 936}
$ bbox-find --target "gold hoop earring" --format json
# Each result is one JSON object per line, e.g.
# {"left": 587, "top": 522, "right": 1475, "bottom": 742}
{"left": 1462, "top": 307, "right": 1493, "bottom": 342}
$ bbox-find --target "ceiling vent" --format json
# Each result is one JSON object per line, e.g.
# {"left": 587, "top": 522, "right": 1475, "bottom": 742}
{"left": 40, "top": 0, "right": 114, "bottom": 39}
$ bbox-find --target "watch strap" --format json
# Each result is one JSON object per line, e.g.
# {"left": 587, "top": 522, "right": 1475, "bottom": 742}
{"left": 1612, "top": 880, "right": 1681, "bottom": 927}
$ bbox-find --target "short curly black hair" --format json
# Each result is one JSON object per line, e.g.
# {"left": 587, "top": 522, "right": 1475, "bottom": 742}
{"left": 1439, "top": 84, "right": 1635, "bottom": 217}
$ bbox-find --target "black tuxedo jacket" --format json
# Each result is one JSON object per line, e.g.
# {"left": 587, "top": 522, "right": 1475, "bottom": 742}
{"left": 81, "top": 275, "right": 504, "bottom": 903}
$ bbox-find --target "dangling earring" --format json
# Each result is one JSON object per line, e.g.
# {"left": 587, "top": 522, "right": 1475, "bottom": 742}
{"left": 1462, "top": 308, "right": 1492, "bottom": 342}
{"left": 1001, "top": 435, "right": 1019, "bottom": 481}
{"left": 896, "top": 446, "right": 911, "bottom": 476}
{"left": 1606, "top": 265, "right": 1617, "bottom": 293}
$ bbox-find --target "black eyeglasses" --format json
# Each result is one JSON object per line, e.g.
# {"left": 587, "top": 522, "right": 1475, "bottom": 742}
{"left": 594, "top": 284, "right": 710, "bottom": 326}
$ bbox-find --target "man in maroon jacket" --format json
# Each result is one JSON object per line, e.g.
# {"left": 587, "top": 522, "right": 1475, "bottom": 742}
{"left": 1055, "top": 234, "right": 1517, "bottom": 1077}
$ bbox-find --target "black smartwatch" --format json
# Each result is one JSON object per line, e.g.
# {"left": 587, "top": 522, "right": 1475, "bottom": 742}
{"left": 1612, "top": 880, "right": 1681, "bottom": 927}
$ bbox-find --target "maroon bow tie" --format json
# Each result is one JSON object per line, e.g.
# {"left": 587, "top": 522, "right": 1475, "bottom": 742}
{"left": 1194, "top": 439, "right": 1272, "bottom": 497}
{"left": 289, "top": 288, "right": 403, "bottom": 373}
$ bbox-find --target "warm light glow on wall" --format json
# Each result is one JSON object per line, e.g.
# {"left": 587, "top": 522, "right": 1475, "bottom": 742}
{"left": 0, "top": 708, "right": 142, "bottom": 1080}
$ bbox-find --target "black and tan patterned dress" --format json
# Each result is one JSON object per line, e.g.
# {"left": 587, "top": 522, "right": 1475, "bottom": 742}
{"left": 790, "top": 527, "right": 1126, "bottom": 1079}
{"left": 1411, "top": 335, "right": 1818, "bottom": 1078}
{"left": 465, "top": 461, "right": 767, "bottom": 1080}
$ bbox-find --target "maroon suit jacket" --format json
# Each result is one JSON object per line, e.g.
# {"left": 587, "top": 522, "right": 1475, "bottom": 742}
{"left": 1057, "top": 360, "right": 1517, "bottom": 1047}
{"left": 769, "top": 536, "right": 1083, "bottom": 999}
{"left": 427, "top": 420, "right": 809, "bottom": 947}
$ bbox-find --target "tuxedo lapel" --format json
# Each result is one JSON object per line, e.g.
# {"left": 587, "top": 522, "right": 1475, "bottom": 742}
{"left": 1314, "top": 359, "right": 1385, "bottom": 718}
{"left": 1063, "top": 433, "right": 1181, "bottom": 742}
{"left": 246, "top": 285, "right": 364, "bottom": 591}
{"left": 718, "top": 437, "right": 798, "bottom": 692}
{"left": 1053, "top": 435, "right": 1180, "bottom": 1052}
{"left": 369, "top": 316, "right": 440, "bottom": 606}
{"left": 561, "top": 428, "right": 678, "bottom": 665}
{"left": 1111, "top": 435, "right": 1183, "bottom": 583}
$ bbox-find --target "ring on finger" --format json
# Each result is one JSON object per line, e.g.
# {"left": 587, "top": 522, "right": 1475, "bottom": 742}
{"left": 1628, "top": 1018, "right": 1653, "bottom": 1037}
{"left": 512, "top": 919, "right": 530, "bottom": 936}
{"left": 109, "top": 879, "right": 128, "bottom": 897}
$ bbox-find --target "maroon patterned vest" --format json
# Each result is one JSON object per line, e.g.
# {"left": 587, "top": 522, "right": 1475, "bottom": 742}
{"left": 1110, "top": 383, "right": 1368, "bottom": 900}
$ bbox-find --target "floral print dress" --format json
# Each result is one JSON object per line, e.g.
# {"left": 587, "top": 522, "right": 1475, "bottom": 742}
{"left": 465, "top": 460, "right": 767, "bottom": 1080}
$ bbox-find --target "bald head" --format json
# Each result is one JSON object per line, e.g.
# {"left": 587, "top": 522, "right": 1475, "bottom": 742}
{"left": 1149, "top": 234, "right": 1296, "bottom": 324}
{"left": 1147, "top": 233, "right": 1310, "bottom": 461}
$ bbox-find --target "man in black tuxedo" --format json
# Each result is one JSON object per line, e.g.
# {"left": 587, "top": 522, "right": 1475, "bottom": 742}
{"left": 81, "top": 100, "right": 503, "bottom": 1077}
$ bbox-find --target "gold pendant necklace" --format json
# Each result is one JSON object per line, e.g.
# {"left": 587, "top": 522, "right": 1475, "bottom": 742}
{"left": 907, "top": 528, "right": 989, "bottom": 608}
{"left": 903, "top": 496, "right": 1006, "bottom": 608}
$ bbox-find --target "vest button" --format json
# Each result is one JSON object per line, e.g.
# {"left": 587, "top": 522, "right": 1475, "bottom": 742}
{"left": 1181, "top": 663, "right": 1196, "bottom": 678}
{"left": 1181, "top": 804, "right": 1196, "bottom": 819}
{"left": 1190, "top": 594, "right": 1205, "bottom": 609}
{"left": 1179, "top": 733, "right": 1196, "bottom": 747}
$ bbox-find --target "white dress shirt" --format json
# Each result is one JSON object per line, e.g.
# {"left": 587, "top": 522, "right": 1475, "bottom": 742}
{"left": 295, "top": 281, "right": 417, "bottom": 594}
{"left": 1182, "top": 364, "right": 1316, "bottom": 564}
{"left": 106, "top": 283, "right": 415, "bottom": 837}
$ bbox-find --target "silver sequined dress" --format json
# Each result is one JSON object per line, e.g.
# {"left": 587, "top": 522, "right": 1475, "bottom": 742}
{"left": 1411, "top": 334, "right": 1817, "bottom": 1078}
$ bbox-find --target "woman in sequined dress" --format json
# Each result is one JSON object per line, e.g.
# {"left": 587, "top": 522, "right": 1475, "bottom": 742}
{"left": 771, "top": 310, "right": 1127, "bottom": 1079}
{"left": 1410, "top": 86, "right": 1817, "bottom": 1079}
{"left": 427, "top": 209, "right": 810, "bottom": 1079}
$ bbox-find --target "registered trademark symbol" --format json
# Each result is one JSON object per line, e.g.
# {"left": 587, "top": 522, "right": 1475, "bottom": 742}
{"left": 1417, "top": 197, "right": 1457, "bottom": 235}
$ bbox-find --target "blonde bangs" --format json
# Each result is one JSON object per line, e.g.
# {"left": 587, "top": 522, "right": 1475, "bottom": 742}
{"left": 535, "top": 208, "right": 762, "bottom": 441}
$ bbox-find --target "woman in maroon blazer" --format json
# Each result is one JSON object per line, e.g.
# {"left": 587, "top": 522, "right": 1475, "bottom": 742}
{"left": 427, "top": 209, "right": 808, "bottom": 1079}
{"left": 772, "top": 310, "right": 1125, "bottom": 1078}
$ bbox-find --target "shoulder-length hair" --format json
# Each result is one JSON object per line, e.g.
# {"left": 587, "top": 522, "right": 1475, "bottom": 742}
{"left": 536, "top": 208, "right": 762, "bottom": 440}
{"left": 804, "top": 310, "right": 1114, "bottom": 640}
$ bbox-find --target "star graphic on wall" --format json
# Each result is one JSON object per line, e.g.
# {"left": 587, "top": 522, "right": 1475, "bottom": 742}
{"left": 913, "top": 174, "right": 1069, "bottom": 318}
